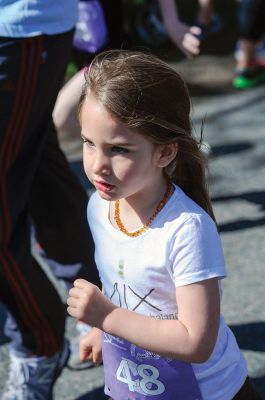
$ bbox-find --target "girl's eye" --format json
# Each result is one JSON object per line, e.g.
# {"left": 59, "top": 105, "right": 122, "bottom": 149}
{"left": 82, "top": 137, "right": 94, "bottom": 148}
{"left": 112, "top": 146, "right": 129, "bottom": 154}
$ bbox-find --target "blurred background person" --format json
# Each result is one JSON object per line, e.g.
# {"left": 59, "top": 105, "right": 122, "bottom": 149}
{"left": 233, "top": 0, "right": 265, "bottom": 89}
{"left": 0, "top": 0, "right": 100, "bottom": 398}
{"left": 158, "top": 0, "right": 222, "bottom": 57}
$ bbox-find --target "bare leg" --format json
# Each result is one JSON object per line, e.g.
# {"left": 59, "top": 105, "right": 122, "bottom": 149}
{"left": 197, "top": 0, "right": 215, "bottom": 25}
{"left": 237, "top": 39, "right": 257, "bottom": 68}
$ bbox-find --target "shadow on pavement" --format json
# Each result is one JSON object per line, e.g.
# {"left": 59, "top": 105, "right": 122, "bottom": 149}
{"left": 212, "top": 191, "right": 265, "bottom": 211}
{"left": 76, "top": 386, "right": 108, "bottom": 400}
{"left": 229, "top": 322, "right": 265, "bottom": 395}
{"left": 210, "top": 141, "right": 253, "bottom": 158}
{"left": 188, "top": 83, "right": 234, "bottom": 97}
{"left": 212, "top": 190, "right": 265, "bottom": 232}
{"left": 250, "top": 377, "right": 265, "bottom": 398}
{"left": 229, "top": 322, "right": 265, "bottom": 353}
{"left": 189, "top": 80, "right": 265, "bottom": 98}
{"left": 195, "top": 90, "right": 265, "bottom": 120}
{"left": 218, "top": 216, "right": 265, "bottom": 232}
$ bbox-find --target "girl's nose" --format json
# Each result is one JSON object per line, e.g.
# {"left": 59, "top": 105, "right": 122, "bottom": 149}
{"left": 92, "top": 151, "right": 111, "bottom": 175}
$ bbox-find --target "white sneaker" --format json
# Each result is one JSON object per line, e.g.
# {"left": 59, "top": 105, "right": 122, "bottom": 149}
{"left": 2, "top": 339, "right": 70, "bottom": 400}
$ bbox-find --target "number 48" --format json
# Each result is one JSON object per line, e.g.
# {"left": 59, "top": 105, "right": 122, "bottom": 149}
{"left": 116, "top": 358, "right": 165, "bottom": 396}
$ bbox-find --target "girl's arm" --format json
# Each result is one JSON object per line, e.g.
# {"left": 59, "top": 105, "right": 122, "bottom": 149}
{"left": 67, "top": 277, "right": 220, "bottom": 363}
{"left": 158, "top": 0, "right": 202, "bottom": 57}
{"left": 79, "top": 285, "right": 105, "bottom": 365}
{"left": 79, "top": 327, "right": 102, "bottom": 364}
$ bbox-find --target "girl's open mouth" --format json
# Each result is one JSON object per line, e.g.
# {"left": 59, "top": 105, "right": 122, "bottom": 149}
{"left": 94, "top": 180, "right": 115, "bottom": 193}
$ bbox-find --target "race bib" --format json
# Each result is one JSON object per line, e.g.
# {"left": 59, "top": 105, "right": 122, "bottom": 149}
{"left": 102, "top": 333, "right": 202, "bottom": 400}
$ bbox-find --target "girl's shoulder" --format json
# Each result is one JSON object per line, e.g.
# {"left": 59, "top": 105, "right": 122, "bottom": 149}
{"left": 166, "top": 185, "right": 215, "bottom": 228}
{"left": 163, "top": 185, "right": 221, "bottom": 252}
{"left": 166, "top": 187, "right": 226, "bottom": 282}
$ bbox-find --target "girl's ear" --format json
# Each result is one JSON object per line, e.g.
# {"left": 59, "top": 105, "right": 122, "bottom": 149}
{"left": 156, "top": 143, "right": 178, "bottom": 168}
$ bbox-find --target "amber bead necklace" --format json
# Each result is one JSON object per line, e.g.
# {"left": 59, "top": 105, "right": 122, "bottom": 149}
{"left": 114, "top": 180, "right": 173, "bottom": 238}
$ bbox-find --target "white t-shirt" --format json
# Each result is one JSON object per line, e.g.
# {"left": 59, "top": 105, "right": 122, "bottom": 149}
{"left": 88, "top": 185, "right": 247, "bottom": 400}
{"left": 0, "top": 0, "right": 78, "bottom": 37}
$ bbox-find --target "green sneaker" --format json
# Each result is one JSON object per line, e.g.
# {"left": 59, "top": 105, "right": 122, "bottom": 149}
{"left": 233, "top": 65, "right": 265, "bottom": 89}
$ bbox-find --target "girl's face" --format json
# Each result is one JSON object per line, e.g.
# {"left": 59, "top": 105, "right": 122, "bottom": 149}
{"left": 81, "top": 95, "right": 168, "bottom": 202}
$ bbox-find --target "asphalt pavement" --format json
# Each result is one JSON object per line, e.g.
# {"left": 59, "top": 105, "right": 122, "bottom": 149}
{"left": 0, "top": 53, "right": 265, "bottom": 399}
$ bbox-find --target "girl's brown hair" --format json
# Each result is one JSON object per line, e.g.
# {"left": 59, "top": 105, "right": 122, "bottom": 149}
{"left": 79, "top": 50, "right": 215, "bottom": 221}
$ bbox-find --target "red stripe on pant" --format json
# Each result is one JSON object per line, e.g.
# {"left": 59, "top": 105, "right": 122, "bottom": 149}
{"left": 0, "top": 36, "right": 58, "bottom": 355}
{"left": 0, "top": 44, "right": 27, "bottom": 241}
{"left": 1, "top": 250, "right": 43, "bottom": 353}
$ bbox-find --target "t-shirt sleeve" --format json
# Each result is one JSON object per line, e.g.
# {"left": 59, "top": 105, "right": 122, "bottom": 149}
{"left": 168, "top": 214, "right": 227, "bottom": 287}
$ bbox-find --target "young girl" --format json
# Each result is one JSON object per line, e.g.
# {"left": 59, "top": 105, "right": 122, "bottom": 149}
{"left": 67, "top": 50, "right": 261, "bottom": 400}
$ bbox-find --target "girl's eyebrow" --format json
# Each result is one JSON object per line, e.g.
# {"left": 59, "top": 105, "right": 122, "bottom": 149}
{"left": 110, "top": 141, "right": 135, "bottom": 147}
{"left": 81, "top": 133, "right": 136, "bottom": 147}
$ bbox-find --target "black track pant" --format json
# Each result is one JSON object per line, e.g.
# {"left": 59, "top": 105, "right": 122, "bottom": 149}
{"left": 29, "top": 120, "right": 100, "bottom": 287}
{"left": 0, "top": 30, "right": 99, "bottom": 357}
{"left": 239, "top": 0, "right": 265, "bottom": 41}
